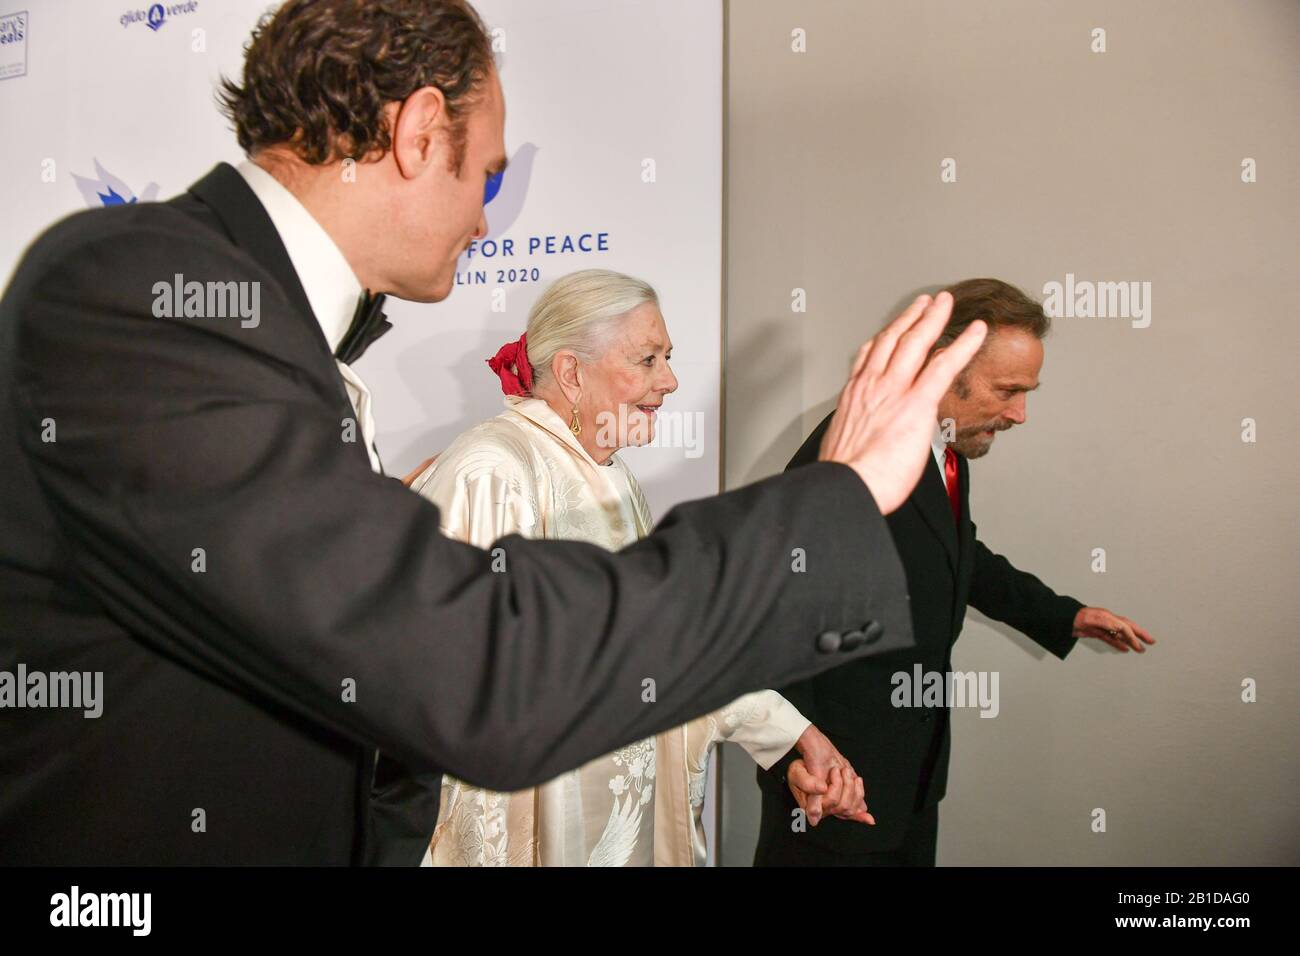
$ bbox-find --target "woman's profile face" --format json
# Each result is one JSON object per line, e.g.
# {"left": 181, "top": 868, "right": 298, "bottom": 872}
{"left": 580, "top": 302, "right": 678, "bottom": 453}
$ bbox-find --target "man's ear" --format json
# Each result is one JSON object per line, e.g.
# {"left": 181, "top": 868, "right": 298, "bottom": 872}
{"left": 390, "top": 87, "right": 450, "bottom": 179}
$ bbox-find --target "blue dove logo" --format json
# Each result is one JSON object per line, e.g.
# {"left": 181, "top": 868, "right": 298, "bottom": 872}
{"left": 482, "top": 142, "right": 537, "bottom": 239}
{"left": 72, "top": 159, "right": 160, "bottom": 209}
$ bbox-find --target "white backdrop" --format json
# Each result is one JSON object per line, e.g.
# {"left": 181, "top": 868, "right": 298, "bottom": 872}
{"left": 0, "top": 0, "right": 725, "bottom": 859}
{"left": 0, "top": 0, "right": 723, "bottom": 514}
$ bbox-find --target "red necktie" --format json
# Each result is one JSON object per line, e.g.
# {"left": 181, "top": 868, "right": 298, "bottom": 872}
{"left": 943, "top": 447, "right": 961, "bottom": 524}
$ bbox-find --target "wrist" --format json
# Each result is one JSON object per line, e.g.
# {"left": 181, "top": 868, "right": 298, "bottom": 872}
{"left": 794, "top": 726, "right": 813, "bottom": 756}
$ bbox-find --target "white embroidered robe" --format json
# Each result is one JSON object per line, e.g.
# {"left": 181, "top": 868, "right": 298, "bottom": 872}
{"left": 411, "top": 396, "right": 809, "bottom": 866}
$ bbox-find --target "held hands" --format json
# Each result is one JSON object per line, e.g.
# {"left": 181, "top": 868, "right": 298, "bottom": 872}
{"left": 786, "top": 725, "right": 874, "bottom": 827}
{"left": 1073, "top": 607, "right": 1156, "bottom": 653}
{"left": 819, "top": 292, "right": 987, "bottom": 515}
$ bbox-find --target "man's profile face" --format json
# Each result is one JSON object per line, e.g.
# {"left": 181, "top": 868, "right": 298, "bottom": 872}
{"left": 937, "top": 327, "right": 1043, "bottom": 459}
{"left": 399, "top": 69, "right": 507, "bottom": 302}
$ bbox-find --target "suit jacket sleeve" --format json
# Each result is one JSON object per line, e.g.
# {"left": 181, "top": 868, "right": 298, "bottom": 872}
{"left": 968, "top": 521, "right": 1083, "bottom": 660}
{"left": 7, "top": 215, "right": 913, "bottom": 793}
{"left": 765, "top": 410, "right": 839, "bottom": 781}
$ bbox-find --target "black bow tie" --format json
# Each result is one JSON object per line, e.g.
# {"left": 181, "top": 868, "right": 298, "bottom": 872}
{"left": 334, "top": 291, "right": 391, "bottom": 365}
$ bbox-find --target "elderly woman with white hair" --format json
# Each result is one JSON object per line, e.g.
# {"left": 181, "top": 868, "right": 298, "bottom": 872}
{"left": 411, "top": 269, "right": 870, "bottom": 867}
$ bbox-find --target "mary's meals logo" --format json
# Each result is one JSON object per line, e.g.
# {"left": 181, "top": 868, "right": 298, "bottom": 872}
{"left": 0, "top": 10, "right": 28, "bottom": 81}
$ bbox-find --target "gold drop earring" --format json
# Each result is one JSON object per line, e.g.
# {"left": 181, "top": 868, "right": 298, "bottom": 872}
{"left": 569, "top": 400, "right": 582, "bottom": 437}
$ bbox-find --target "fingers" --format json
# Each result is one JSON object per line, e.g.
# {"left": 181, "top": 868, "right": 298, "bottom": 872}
{"left": 794, "top": 725, "right": 835, "bottom": 778}
{"left": 787, "top": 778, "right": 825, "bottom": 827}
{"left": 849, "top": 337, "right": 875, "bottom": 384}
{"left": 794, "top": 764, "right": 877, "bottom": 827}
{"left": 1116, "top": 620, "right": 1145, "bottom": 653}
{"left": 822, "top": 766, "right": 845, "bottom": 815}
{"left": 914, "top": 318, "right": 988, "bottom": 404}
{"left": 832, "top": 778, "right": 875, "bottom": 826}
{"left": 823, "top": 764, "right": 856, "bottom": 816}
{"left": 822, "top": 364, "right": 866, "bottom": 462}
{"left": 817, "top": 748, "right": 862, "bottom": 817}
{"left": 1090, "top": 610, "right": 1154, "bottom": 654}
{"left": 787, "top": 760, "right": 828, "bottom": 796}
{"left": 844, "top": 774, "right": 865, "bottom": 815}
{"left": 1127, "top": 617, "right": 1157, "bottom": 646}
{"left": 882, "top": 292, "right": 957, "bottom": 388}
{"left": 863, "top": 293, "right": 935, "bottom": 382}
{"left": 786, "top": 780, "right": 813, "bottom": 825}
{"left": 807, "top": 792, "right": 824, "bottom": 826}
{"left": 839, "top": 318, "right": 898, "bottom": 423}
{"left": 1094, "top": 626, "right": 1129, "bottom": 652}
{"left": 787, "top": 760, "right": 827, "bottom": 827}
{"left": 847, "top": 777, "right": 873, "bottom": 825}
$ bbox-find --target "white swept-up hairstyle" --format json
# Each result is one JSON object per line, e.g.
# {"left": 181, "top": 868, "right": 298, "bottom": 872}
{"left": 525, "top": 269, "right": 659, "bottom": 391}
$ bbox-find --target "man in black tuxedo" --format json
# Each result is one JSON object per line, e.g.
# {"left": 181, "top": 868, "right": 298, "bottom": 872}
{"left": 755, "top": 278, "right": 1155, "bottom": 866}
{"left": 0, "top": 1, "right": 989, "bottom": 864}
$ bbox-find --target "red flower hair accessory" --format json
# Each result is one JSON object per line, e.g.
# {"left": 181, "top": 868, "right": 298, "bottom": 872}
{"left": 486, "top": 333, "right": 534, "bottom": 396}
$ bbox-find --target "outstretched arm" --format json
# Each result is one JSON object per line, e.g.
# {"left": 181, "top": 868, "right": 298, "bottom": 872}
{"left": 968, "top": 529, "right": 1084, "bottom": 660}
{"left": 9, "top": 217, "right": 982, "bottom": 792}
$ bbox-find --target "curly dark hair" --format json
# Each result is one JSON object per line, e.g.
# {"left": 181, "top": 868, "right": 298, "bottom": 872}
{"left": 217, "top": 0, "right": 495, "bottom": 170}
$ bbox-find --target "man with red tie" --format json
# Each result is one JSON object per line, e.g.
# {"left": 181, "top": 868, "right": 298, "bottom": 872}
{"left": 755, "top": 278, "right": 1155, "bottom": 866}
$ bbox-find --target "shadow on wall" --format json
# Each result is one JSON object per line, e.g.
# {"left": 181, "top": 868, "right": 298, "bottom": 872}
{"left": 382, "top": 321, "right": 514, "bottom": 473}
{"left": 735, "top": 284, "right": 947, "bottom": 486}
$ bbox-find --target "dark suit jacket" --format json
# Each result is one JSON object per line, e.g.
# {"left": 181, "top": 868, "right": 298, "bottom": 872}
{"left": 756, "top": 411, "right": 1082, "bottom": 860}
{"left": 0, "top": 164, "right": 915, "bottom": 865}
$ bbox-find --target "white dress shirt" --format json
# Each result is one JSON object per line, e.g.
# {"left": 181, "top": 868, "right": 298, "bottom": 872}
{"left": 236, "top": 160, "right": 383, "bottom": 474}
{"left": 932, "top": 423, "right": 949, "bottom": 478}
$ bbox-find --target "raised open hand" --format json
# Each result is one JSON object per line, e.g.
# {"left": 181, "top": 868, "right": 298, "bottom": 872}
{"left": 819, "top": 292, "right": 987, "bottom": 514}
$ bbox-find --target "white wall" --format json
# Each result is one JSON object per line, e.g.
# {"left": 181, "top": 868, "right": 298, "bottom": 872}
{"left": 720, "top": 0, "right": 1300, "bottom": 866}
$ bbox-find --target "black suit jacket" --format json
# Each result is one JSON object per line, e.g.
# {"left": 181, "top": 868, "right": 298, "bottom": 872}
{"left": 756, "top": 411, "right": 1082, "bottom": 859}
{"left": 0, "top": 164, "right": 915, "bottom": 864}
